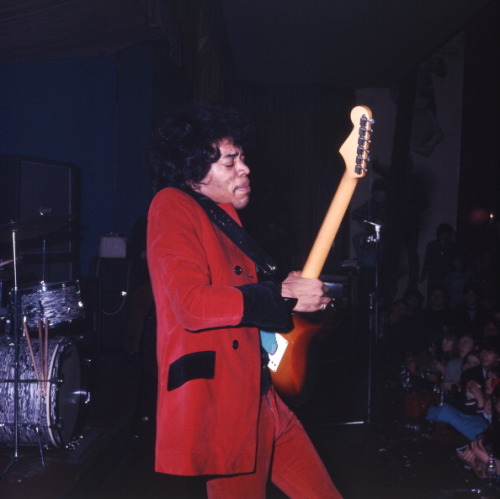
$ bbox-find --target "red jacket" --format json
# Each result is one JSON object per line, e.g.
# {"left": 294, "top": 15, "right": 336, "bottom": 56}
{"left": 147, "top": 187, "right": 262, "bottom": 476}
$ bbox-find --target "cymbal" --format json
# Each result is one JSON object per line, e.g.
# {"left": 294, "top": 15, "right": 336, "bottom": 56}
{"left": 0, "top": 215, "right": 70, "bottom": 244}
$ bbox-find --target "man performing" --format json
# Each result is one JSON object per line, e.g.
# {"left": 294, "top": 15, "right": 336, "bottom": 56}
{"left": 147, "top": 103, "right": 343, "bottom": 498}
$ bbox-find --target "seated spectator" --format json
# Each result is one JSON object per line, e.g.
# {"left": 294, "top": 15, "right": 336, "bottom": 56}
{"left": 444, "top": 250, "right": 474, "bottom": 308}
{"left": 458, "top": 383, "right": 500, "bottom": 480}
{"left": 462, "top": 351, "right": 481, "bottom": 372}
{"left": 403, "top": 288, "right": 425, "bottom": 320}
{"left": 474, "top": 249, "right": 499, "bottom": 310}
{"left": 382, "top": 298, "right": 415, "bottom": 365}
{"left": 419, "top": 222, "right": 457, "bottom": 297}
{"left": 435, "top": 329, "right": 459, "bottom": 377}
{"left": 425, "top": 339, "right": 500, "bottom": 441}
{"left": 479, "top": 319, "right": 500, "bottom": 340}
{"left": 417, "top": 286, "right": 455, "bottom": 353}
{"left": 401, "top": 333, "right": 444, "bottom": 425}
{"left": 461, "top": 338, "right": 500, "bottom": 406}
{"left": 452, "top": 283, "right": 493, "bottom": 336}
{"left": 463, "top": 366, "right": 500, "bottom": 422}
{"left": 441, "top": 331, "right": 475, "bottom": 403}
{"left": 426, "top": 383, "right": 489, "bottom": 442}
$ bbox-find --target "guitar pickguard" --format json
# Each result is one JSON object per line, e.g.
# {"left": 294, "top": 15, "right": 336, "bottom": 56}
{"left": 267, "top": 333, "right": 289, "bottom": 372}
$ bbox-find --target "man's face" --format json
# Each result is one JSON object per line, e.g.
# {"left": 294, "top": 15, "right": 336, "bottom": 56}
{"left": 441, "top": 337, "right": 453, "bottom": 353}
{"left": 430, "top": 289, "right": 445, "bottom": 308}
{"left": 463, "top": 354, "right": 480, "bottom": 371}
{"left": 458, "top": 336, "right": 474, "bottom": 358}
{"left": 485, "top": 370, "right": 499, "bottom": 395}
{"left": 480, "top": 349, "right": 499, "bottom": 369}
{"left": 193, "top": 138, "right": 251, "bottom": 209}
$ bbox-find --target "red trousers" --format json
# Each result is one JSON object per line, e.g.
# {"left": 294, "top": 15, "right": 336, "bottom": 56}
{"left": 206, "top": 387, "right": 343, "bottom": 498}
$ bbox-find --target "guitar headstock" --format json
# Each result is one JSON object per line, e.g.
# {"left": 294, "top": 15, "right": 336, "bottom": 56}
{"left": 339, "top": 105, "right": 374, "bottom": 179}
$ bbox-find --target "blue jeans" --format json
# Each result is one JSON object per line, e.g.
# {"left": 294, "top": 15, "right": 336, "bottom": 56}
{"left": 426, "top": 403, "right": 489, "bottom": 441}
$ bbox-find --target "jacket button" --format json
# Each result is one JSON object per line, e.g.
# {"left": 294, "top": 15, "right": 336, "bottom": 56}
{"left": 232, "top": 340, "right": 239, "bottom": 349}
{"left": 234, "top": 265, "right": 243, "bottom": 275}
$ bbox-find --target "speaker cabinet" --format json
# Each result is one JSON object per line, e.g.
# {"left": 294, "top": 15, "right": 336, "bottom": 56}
{"left": 88, "top": 257, "right": 133, "bottom": 353}
{"left": 0, "top": 154, "right": 80, "bottom": 282}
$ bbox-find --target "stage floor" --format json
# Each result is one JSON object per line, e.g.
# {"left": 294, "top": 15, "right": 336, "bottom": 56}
{"left": 0, "top": 333, "right": 497, "bottom": 499}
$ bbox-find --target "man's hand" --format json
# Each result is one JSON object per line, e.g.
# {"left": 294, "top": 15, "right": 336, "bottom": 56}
{"left": 470, "top": 439, "right": 490, "bottom": 465}
{"left": 281, "top": 271, "right": 332, "bottom": 313}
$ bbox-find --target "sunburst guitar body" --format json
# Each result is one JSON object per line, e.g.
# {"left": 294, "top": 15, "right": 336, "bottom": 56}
{"left": 268, "top": 105, "right": 374, "bottom": 405}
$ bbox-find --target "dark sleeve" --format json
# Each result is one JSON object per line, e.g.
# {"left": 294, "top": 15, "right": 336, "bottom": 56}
{"left": 236, "top": 281, "right": 297, "bottom": 332}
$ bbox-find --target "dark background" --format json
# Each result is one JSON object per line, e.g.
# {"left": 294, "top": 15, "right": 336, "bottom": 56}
{"left": 0, "top": 0, "right": 499, "bottom": 308}
{"left": 0, "top": 3, "right": 500, "bottom": 496}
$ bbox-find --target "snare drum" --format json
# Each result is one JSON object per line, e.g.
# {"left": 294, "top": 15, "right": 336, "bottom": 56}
{"left": 17, "top": 281, "right": 84, "bottom": 329}
{"left": 0, "top": 336, "right": 85, "bottom": 448}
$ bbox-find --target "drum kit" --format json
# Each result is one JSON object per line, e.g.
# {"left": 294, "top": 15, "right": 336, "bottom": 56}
{"left": 0, "top": 215, "right": 89, "bottom": 473}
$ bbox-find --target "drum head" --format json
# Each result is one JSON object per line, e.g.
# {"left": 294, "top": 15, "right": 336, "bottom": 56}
{"left": 0, "top": 336, "right": 85, "bottom": 448}
{"left": 16, "top": 281, "right": 84, "bottom": 330}
{"left": 48, "top": 338, "right": 83, "bottom": 447}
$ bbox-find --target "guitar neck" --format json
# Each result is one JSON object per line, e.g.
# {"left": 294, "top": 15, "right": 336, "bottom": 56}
{"left": 301, "top": 174, "right": 359, "bottom": 279}
{"left": 301, "top": 105, "right": 373, "bottom": 280}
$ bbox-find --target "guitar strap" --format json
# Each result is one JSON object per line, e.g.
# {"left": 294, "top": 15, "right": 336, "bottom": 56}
{"left": 185, "top": 188, "right": 280, "bottom": 355}
{"left": 185, "top": 189, "right": 278, "bottom": 277}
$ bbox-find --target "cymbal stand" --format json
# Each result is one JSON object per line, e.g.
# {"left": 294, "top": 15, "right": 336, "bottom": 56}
{"left": 2, "top": 230, "right": 49, "bottom": 478}
{"left": 42, "top": 238, "right": 47, "bottom": 283}
{"left": 1, "top": 227, "right": 21, "bottom": 477}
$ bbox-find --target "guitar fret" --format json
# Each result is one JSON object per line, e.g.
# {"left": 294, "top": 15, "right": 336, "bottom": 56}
{"left": 272, "top": 105, "right": 374, "bottom": 403}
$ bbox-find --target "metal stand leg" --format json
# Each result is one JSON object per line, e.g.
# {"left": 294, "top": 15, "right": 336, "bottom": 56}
{"left": 1, "top": 229, "right": 46, "bottom": 478}
{"left": 35, "top": 426, "right": 46, "bottom": 467}
{"left": 1, "top": 229, "right": 21, "bottom": 478}
{"left": 335, "top": 221, "right": 381, "bottom": 427}
{"left": 364, "top": 221, "right": 381, "bottom": 425}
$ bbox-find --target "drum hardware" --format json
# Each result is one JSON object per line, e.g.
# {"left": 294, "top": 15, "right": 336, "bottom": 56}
{"left": 0, "top": 336, "right": 85, "bottom": 450}
{"left": 1, "top": 223, "right": 22, "bottom": 478}
{"left": 0, "top": 258, "right": 19, "bottom": 268}
{"left": 64, "top": 433, "right": 85, "bottom": 452}
{"left": 18, "top": 280, "right": 84, "bottom": 330}
{"left": 22, "top": 318, "right": 50, "bottom": 398}
{"left": 0, "top": 215, "right": 83, "bottom": 479}
{"left": 0, "top": 215, "right": 69, "bottom": 245}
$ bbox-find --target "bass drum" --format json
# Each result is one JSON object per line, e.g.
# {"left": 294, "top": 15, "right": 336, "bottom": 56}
{"left": 0, "top": 336, "right": 86, "bottom": 448}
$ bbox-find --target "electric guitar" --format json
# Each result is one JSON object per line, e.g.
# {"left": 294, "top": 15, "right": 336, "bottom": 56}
{"left": 268, "top": 105, "right": 374, "bottom": 404}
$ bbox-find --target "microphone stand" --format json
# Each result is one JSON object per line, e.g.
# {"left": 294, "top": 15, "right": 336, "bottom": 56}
{"left": 334, "top": 220, "right": 382, "bottom": 427}
{"left": 362, "top": 220, "right": 382, "bottom": 424}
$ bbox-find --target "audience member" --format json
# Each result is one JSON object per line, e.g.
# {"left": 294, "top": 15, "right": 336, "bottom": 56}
{"left": 425, "top": 338, "right": 500, "bottom": 441}
{"left": 382, "top": 298, "right": 414, "bottom": 364}
{"left": 458, "top": 383, "right": 500, "bottom": 481}
{"left": 474, "top": 249, "right": 499, "bottom": 310}
{"left": 462, "top": 351, "right": 481, "bottom": 372}
{"left": 441, "top": 331, "right": 474, "bottom": 403}
{"left": 443, "top": 250, "right": 474, "bottom": 308}
{"left": 420, "top": 223, "right": 457, "bottom": 296}
{"left": 403, "top": 288, "right": 425, "bottom": 320}
{"left": 460, "top": 350, "right": 481, "bottom": 377}
{"left": 461, "top": 338, "right": 500, "bottom": 402}
{"left": 479, "top": 319, "right": 500, "bottom": 340}
{"left": 436, "top": 330, "right": 459, "bottom": 368}
{"left": 452, "top": 283, "right": 493, "bottom": 336}
{"left": 417, "top": 286, "right": 455, "bottom": 352}
{"left": 426, "top": 381, "right": 489, "bottom": 442}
